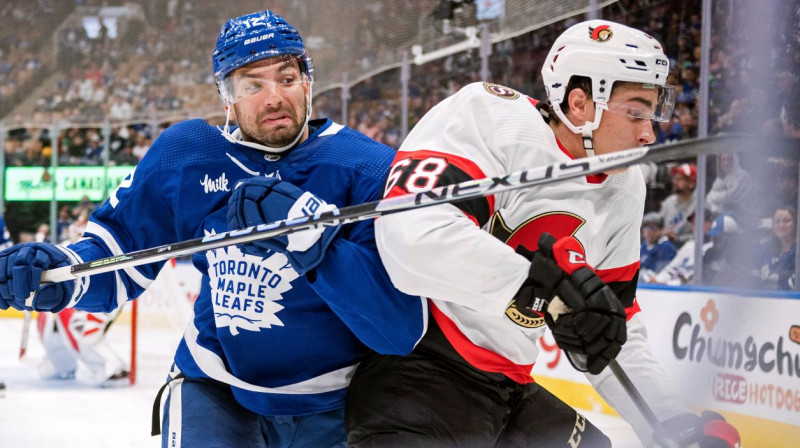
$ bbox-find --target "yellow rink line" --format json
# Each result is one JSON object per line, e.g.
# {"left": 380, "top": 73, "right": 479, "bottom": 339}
{"left": 0, "top": 308, "right": 28, "bottom": 319}
{"left": 536, "top": 375, "right": 800, "bottom": 448}
{"left": 0, "top": 308, "right": 134, "bottom": 325}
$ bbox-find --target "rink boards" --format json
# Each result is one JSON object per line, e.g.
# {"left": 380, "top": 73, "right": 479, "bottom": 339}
{"left": 533, "top": 285, "right": 800, "bottom": 448}
{"left": 2, "top": 266, "right": 798, "bottom": 446}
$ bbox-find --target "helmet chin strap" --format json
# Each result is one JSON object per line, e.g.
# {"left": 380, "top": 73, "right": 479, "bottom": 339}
{"left": 582, "top": 103, "right": 609, "bottom": 158}
{"left": 218, "top": 85, "right": 314, "bottom": 155}
{"left": 554, "top": 101, "right": 605, "bottom": 158}
{"left": 581, "top": 126, "right": 595, "bottom": 158}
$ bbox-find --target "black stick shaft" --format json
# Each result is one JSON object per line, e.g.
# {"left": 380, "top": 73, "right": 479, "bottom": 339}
{"left": 609, "top": 359, "right": 680, "bottom": 448}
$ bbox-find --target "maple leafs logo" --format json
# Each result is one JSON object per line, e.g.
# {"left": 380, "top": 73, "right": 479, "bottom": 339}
{"left": 204, "top": 229, "right": 299, "bottom": 336}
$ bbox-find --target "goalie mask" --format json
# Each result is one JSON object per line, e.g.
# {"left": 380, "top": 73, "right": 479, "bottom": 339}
{"left": 541, "top": 20, "right": 675, "bottom": 156}
{"left": 212, "top": 10, "right": 315, "bottom": 154}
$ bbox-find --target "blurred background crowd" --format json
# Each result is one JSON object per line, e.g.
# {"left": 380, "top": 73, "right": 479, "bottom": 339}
{"left": 1, "top": 0, "right": 798, "bottom": 290}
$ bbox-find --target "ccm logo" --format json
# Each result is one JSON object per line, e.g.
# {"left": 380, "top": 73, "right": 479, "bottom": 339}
{"left": 567, "top": 250, "right": 586, "bottom": 265}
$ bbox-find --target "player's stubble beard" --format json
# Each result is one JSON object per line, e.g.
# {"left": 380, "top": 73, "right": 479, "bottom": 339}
{"left": 234, "top": 96, "right": 306, "bottom": 149}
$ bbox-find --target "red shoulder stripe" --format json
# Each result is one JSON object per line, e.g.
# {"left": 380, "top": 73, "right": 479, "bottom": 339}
{"left": 595, "top": 261, "right": 639, "bottom": 283}
{"left": 387, "top": 150, "right": 495, "bottom": 226}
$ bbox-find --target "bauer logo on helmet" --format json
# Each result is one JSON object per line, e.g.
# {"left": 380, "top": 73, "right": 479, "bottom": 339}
{"left": 244, "top": 33, "right": 275, "bottom": 46}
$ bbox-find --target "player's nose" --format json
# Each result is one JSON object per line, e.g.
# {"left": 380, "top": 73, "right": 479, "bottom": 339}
{"left": 258, "top": 83, "right": 283, "bottom": 107}
{"left": 639, "top": 122, "right": 656, "bottom": 145}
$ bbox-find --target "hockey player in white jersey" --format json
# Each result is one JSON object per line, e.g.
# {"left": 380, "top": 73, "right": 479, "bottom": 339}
{"left": 346, "top": 21, "right": 740, "bottom": 447}
{"left": 0, "top": 10, "right": 426, "bottom": 448}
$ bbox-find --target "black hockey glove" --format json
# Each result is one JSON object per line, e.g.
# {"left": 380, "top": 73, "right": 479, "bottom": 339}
{"left": 512, "top": 233, "right": 627, "bottom": 375}
{"left": 660, "top": 411, "right": 741, "bottom": 448}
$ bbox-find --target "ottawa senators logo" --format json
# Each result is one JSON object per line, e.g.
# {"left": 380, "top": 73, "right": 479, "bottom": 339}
{"left": 492, "top": 211, "right": 586, "bottom": 329}
{"left": 505, "top": 299, "right": 546, "bottom": 328}
{"left": 483, "top": 82, "right": 520, "bottom": 100}
{"left": 589, "top": 25, "right": 613, "bottom": 42}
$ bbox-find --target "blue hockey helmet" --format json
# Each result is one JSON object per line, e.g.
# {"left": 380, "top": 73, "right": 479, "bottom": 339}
{"left": 212, "top": 10, "right": 315, "bottom": 105}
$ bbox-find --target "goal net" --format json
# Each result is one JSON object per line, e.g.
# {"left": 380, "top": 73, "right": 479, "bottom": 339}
{"left": 114, "top": 258, "right": 200, "bottom": 386}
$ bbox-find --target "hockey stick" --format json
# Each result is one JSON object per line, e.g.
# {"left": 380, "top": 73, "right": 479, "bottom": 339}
{"left": 19, "top": 311, "right": 31, "bottom": 359}
{"left": 39, "top": 133, "right": 791, "bottom": 286}
{"left": 609, "top": 359, "right": 682, "bottom": 448}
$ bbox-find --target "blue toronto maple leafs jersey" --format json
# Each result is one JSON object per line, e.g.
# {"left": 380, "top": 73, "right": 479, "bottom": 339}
{"left": 64, "top": 118, "right": 427, "bottom": 415}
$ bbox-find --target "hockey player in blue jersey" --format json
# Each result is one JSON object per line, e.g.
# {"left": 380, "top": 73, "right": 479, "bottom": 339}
{"left": 0, "top": 10, "right": 427, "bottom": 448}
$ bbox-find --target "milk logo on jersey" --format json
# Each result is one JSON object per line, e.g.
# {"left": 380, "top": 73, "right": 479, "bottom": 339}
{"left": 200, "top": 172, "right": 230, "bottom": 193}
{"left": 205, "top": 229, "right": 299, "bottom": 336}
{"left": 482, "top": 82, "right": 520, "bottom": 100}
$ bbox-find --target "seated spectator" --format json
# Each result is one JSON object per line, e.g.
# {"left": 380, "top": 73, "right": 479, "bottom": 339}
{"left": 0, "top": 214, "right": 12, "bottom": 249}
{"left": 55, "top": 205, "right": 73, "bottom": 243}
{"left": 706, "top": 153, "right": 758, "bottom": 227}
{"left": 784, "top": 97, "right": 800, "bottom": 137}
{"left": 112, "top": 144, "right": 139, "bottom": 166}
{"left": 754, "top": 205, "right": 797, "bottom": 290}
{"left": 84, "top": 132, "right": 104, "bottom": 162}
{"left": 63, "top": 130, "right": 87, "bottom": 165}
{"left": 654, "top": 112, "right": 682, "bottom": 144}
{"left": 645, "top": 210, "right": 715, "bottom": 285}
{"left": 67, "top": 210, "right": 89, "bottom": 243}
{"left": 34, "top": 223, "right": 50, "bottom": 243}
{"left": 702, "top": 214, "right": 746, "bottom": 286}
{"left": 661, "top": 163, "right": 697, "bottom": 247}
{"left": 71, "top": 195, "right": 94, "bottom": 220}
{"left": 640, "top": 212, "right": 677, "bottom": 279}
{"left": 758, "top": 163, "right": 798, "bottom": 222}
{"left": 108, "top": 95, "right": 133, "bottom": 121}
{"left": 17, "top": 231, "right": 35, "bottom": 243}
{"left": 131, "top": 132, "right": 150, "bottom": 160}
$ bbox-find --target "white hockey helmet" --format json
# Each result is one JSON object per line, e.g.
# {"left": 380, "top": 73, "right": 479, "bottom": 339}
{"left": 541, "top": 20, "right": 675, "bottom": 153}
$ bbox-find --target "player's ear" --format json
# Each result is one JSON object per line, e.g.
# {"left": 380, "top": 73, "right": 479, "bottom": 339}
{"left": 566, "top": 87, "right": 590, "bottom": 123}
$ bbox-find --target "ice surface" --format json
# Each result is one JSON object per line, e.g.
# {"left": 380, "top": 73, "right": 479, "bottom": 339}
{"left": 0, "top": 316, "right": 641, "bottom": 447}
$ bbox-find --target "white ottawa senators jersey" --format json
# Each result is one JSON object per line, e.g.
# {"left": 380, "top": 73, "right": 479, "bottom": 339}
{"left": 376, "top": 82, "right": 687, "bottom": 444}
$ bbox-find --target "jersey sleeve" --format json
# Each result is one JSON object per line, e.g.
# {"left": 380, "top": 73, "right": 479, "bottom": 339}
{"left": 593, "top": 170, "right": 646, "bottom": 317}
{"left": 309, "top": 146, "right": 428, "bottom": 355}
{"left": 375, "top": 84, "right": 532, "bottom": 316}
{"left": 64, "top": 131, "right": 176, "bottom": 312}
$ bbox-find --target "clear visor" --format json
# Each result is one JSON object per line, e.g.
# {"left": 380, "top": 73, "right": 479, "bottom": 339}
{"left": 602, "top": 83, "right": 676, "bottom": 123}
{"left": 218, "top": 55, "right": 310, "bottom": 106}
